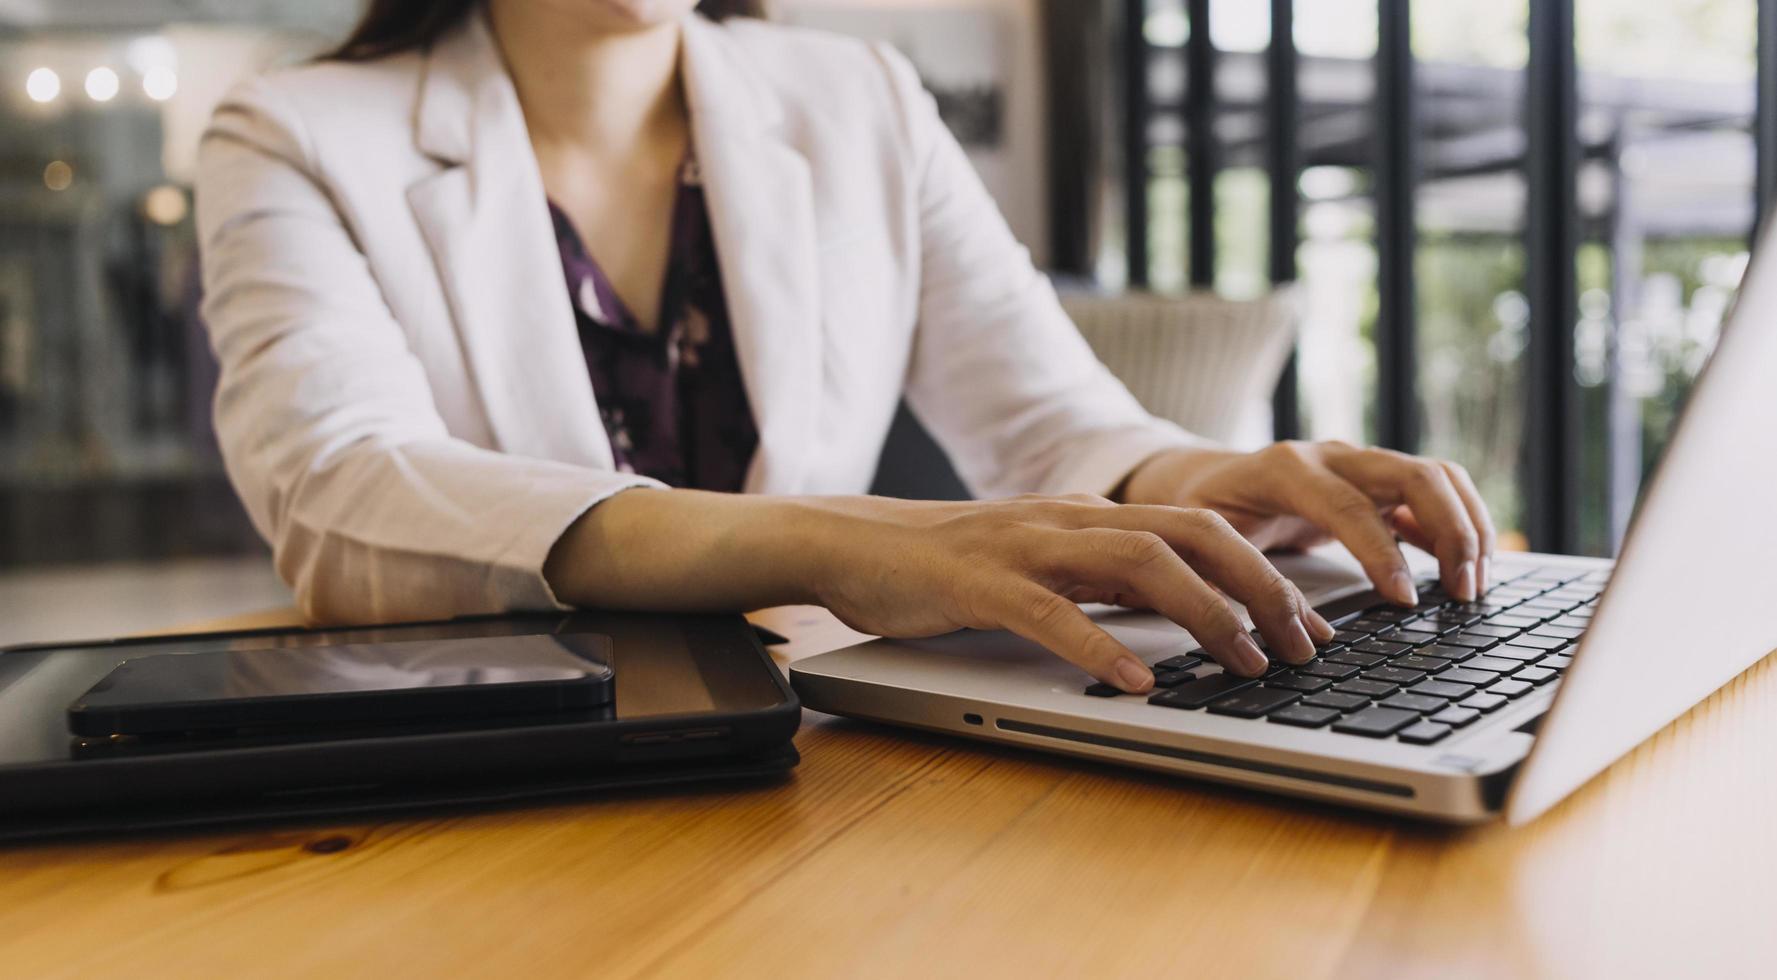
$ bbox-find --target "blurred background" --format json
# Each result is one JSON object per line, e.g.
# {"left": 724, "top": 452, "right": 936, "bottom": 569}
{"left": 0, "top": 0, "right": 1767, "bottom": 638}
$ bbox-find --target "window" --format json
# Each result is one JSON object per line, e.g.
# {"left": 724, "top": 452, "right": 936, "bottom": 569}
{"left": 0, "top": 7, "right": 358, "bottom": 566}
{"left": 1118, "top": 0, "right": 1769, "bottom": 556}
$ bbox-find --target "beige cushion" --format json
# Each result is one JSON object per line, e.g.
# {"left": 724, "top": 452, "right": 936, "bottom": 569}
{"left": 1060, "top": 289, "right": 1300, "bottom": 449}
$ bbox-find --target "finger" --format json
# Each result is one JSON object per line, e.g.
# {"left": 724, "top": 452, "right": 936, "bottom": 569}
{"left": 1061, "top": 585, "right": 1152, "bottom": 610}
{"left": 1440, "top": 461, "right": 1498, "bottom": 592}
{"left": 1328, "top": 449, "right": 1482, "bottom": 601}
{"left": 1032, "top": 528, "right": 1271, "bottom": 676}
{"left": 996, "top": 584, "right": 1156, "bottom": 693}
{"left": 1035, "top": 504, "right": 1321, "bottom": 661}
{"left": 1389, "top": 506, "right": 1437, "bottom": 555}
{"left": 1133, "top": 508, "right": 1320, "bottom": 663}
{"left": 1276, "top": 466, "right": 1418, "bottom": 606}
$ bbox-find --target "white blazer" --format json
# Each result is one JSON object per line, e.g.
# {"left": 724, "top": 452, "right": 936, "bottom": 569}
{"left": 195, "top": 11, "right": 1203, "bottom": 623}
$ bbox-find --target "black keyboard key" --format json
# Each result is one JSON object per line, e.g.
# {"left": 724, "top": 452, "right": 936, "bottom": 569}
{"left": 1429, "top": 706, "right": 1481, "bottom": 728}
{"left": 1447, "top": 601, "right": 1514, "bottom": 617}
{"left": 1487, "top": 679, "right": 1534, "bottom": 699}
{"left": 1531, "top": 625, "right": 1585, "bottom": 641}
{"left": 1332, "top": 707, "right": 1420, "bottom": 737}
{"left": 1268, "top": 704, "right": 1341, "bottom": 728}
{"left": 1515, "top": 666, "right": 1557, "bottom": 685}
{"left": 1152, "top": 669, "right": 1197, "bottom": 688}
{"left": 1438, "top": 667, "right": 1500, "bottom": 686}
{"left": 1425, "top": 612, "right": 1483, "bottom": 630}
{"left": 1514, "top": 603, "right": 1568, "bottom": 620}
{"left": 1464, "top": 656, "right": 1522, "bottom": 674}
{"left": 1412, "top": 619, "right": 1465, "bottom": 637}
{"left": 1486, "top": 645, "right": 1544, "bottom": 663}
{"left": 1380, "top": 693, "right": 1448, "bottom": 713}
{"left": 1485, "top": 613, "right": 1541, "bottom": 629}
{"left": 1363, "top": 666, "right": 1426, "bottom": 685}
{"left": 1266, "top": 672, "right": 1333, "bottom": 693}
{"left": 1207, "top": 687, "right": 1302, "bottom": 718}
{"left": 1331, "top": 630, "right": 1371, "bottom": 646}
{"left": 1391, "top": 629, "right": 1441, "bottom": 646}
{"left": 1296, "top": 660, "right": 1362, "bottom": 680}
{"left": 1361, "top": 606, "right": 1418, "bottom": 623}
{"left": 1463, "top": 623, "right": 1521, "bottom": 639}
{"left": 1154, "top": 654, "right": 1204, "bottom": 672}
{"left": 1303, "top": 691, "right": 1372, "bottom": 711}
{"left": 1152, "top": 673, "right": 1258, "bottom": 708}
{"left": 1353, "top": 639, "right": 1413, "bottom": 657}
{"left": 1397, "top": 721, "right": 1453, "bottom": 745}
{"left": 1084, "top": 682, "right": 1122, "bottom": 697}
{"left": 1542, "top": 654, "right": 1574, "bottom": 670}
{"left": 1459, "top": 692, "right": 1509, "bottom": 713}
{"left": 1548, "top": 616, "right": 1591, "bottom": 631}
{"left": 1505, "top": 633, "right": 1570, "bottom": 652}
{"left": 1417, "top": 643, "right": 1475, "bottom": 663}
{"left": 1324, "top": 650, "right": 1389, "bottom": 668}
{"left": 1409, "top": 679, "right": 1476, "bottom": 700}
{"left": 1350, "top": 618, "right": 1400, "bottom": 634}
{"left": 1442, "top": 632, "right": 1500, "bottom": 650}
{"left": 1335, "top": 678, "right": 1399, "bottom": 698}
{"left": 1392, "top": 654, "right": 1457, "bottom": 673}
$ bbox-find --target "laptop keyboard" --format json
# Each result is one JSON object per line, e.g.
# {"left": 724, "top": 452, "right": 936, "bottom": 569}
{"left": 1080, "top": 565, "right": 1607, "bottom": 746}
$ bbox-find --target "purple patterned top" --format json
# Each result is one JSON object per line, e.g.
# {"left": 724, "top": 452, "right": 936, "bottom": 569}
{"left": 549, "top": 157, "right": 758, "bottom": 492}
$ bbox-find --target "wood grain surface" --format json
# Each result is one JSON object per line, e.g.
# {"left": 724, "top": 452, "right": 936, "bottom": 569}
{"left": 2, "top": 605, "right": 1773, "bottom": 980}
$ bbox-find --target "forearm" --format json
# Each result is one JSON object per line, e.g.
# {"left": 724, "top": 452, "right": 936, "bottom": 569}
{"left": 543, "top": 488, "right": 848, "bottom": 613}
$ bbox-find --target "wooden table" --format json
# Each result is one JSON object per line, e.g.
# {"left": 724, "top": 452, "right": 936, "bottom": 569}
{"left": 3, "top": 606, "right": 1774, "bottom": 980}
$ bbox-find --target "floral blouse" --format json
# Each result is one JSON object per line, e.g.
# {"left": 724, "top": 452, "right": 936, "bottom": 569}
{"left": 549, "top": 156, "right": 758, "bottom": 493}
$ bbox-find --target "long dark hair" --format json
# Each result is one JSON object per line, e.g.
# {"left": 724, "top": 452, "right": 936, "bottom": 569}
{"left": 326, "top": 0, "right": 766, "bottom": 62}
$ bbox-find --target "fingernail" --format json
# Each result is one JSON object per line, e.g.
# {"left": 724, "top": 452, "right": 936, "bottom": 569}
{"left": 1454, "top": 561, "right": 1476, "bottom": 602}
{"left": 1286, "top": 619, "right": 1316, "bottom": 662}
{"left": 1115, "top": 658, "right": 1153, "bottom": 693}
{"left": 1232, "top": 633, "right": 1269, "bottom": 676}
{"left": 1389, "top": 570, "right": 1419, "bottom": 606}
{"left": 1304, "top": 608, "right": 1336, "bottom": 643}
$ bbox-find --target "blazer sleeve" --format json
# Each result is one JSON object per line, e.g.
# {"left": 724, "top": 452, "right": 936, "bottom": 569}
{"left": 873, "top": 46, "right": 1213, "bottom": 499}
{"left": 195, "top": 76, "right": 664, "bottom": 624}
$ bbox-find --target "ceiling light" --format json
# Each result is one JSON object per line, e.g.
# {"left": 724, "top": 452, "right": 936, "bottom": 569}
{"left": 26, "top": 68, "right": 60, "bottom": 104}
{"left": 143, "top": 185, "right": 188, "bottom": 225}
{"left": 44, "top": 161, "right": 74, "bottom": 192}
{"left": 142, "top": 66, "right": 177, "bottom": 102}
{"left": 85, "top": 67, "right": 119, "bottom": 103}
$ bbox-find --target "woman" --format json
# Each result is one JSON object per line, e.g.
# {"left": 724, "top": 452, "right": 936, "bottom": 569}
{"left": 195, "top": 0, "right": 1494, "bottom": 696}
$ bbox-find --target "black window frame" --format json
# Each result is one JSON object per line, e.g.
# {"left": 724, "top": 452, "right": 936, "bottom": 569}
{"left": 1115, "top": 0, "right": 1777, "bottom": 556}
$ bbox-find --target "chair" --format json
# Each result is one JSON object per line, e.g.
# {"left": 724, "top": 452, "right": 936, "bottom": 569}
{"left": 868, "top": 287, "right": 1300, "bottom": 499}
{"left": 1058, "top": 287, "right": 1299, "bottom": 450}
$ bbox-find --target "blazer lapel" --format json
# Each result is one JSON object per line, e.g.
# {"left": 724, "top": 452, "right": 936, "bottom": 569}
{"left": 681, "top": 16, "right": 823, "bottom": 493}
{"left": 407, "top": 14, "right": 612, "bottom": 468}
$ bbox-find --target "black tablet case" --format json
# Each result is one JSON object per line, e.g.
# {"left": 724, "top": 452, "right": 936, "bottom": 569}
{"left": 0, "top": 744, "right": 798, "bottom": 844}
{"left": 0, "top": 615, "right": 800, "bottom": 844}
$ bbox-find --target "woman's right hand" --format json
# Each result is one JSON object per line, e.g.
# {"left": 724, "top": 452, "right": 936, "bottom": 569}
{"left": 799, "top": 494, "right": 1335, "bottom": 693}
{"left": 548, "top": 490, "right": 1335, "bottom": 695}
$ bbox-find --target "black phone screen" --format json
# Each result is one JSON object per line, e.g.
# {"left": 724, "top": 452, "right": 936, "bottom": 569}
{"left": 67, "top": 634, "right": 614, "bottom": 736}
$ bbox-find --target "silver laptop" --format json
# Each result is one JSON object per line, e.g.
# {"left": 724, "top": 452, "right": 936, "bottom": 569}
{"left": 790, "top": 230, "right": 1777, "bottom": 825}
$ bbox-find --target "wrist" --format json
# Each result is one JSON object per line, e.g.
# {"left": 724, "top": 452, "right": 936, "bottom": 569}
{"left": 745, "top": 496, "right": 853, "bottom": 607}
{"left": 1119, "top": 445, "right": 1241, "bottom": 507}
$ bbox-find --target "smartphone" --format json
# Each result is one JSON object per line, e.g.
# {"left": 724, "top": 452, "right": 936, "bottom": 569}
{"left": 66, "top": 634, "right": 614, "bottom": 737}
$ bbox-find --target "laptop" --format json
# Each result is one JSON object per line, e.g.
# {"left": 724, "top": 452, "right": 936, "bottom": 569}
{"left": 790, "top": 231, "right": 1777, "bottom": 825}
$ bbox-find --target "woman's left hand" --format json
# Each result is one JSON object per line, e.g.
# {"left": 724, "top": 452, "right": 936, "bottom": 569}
{"left": 1119, "top": 441, "right": 1497, "bottom": 605}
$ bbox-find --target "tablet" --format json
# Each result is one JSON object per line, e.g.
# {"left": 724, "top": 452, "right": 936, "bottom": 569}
{"left": 0, "top": 612, "right": 800, "bottom": 841}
